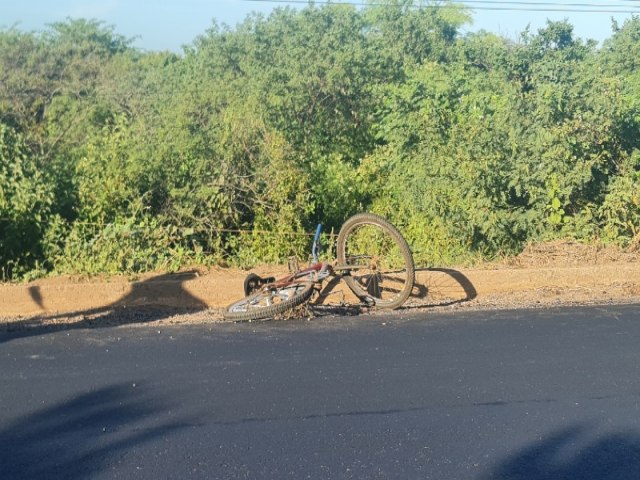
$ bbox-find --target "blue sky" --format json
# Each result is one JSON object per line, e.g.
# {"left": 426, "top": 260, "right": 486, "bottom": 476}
{"left": 2, "top": 1, "right": 639, "bottom": 52}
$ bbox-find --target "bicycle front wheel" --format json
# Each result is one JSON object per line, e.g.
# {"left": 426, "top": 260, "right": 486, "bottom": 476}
{"left": 223, "top": 281, "right": 314, "bottom": 322}
{"left": 337, "top": 213, "right": 415, "bottom": 310}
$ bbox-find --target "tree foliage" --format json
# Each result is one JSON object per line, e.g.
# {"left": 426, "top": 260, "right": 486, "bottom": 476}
{"left": 0, "top": 3, "right": 639, "bottom": 279}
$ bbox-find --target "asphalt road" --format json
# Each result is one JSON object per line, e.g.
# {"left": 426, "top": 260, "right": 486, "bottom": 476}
{"left": 2, "top": 304, "right": 640, "bottom": 479}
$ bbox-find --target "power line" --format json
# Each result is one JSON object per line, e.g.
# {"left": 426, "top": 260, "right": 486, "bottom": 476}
{"left": 240, "top": 0, "right": 640, "bottom": 13}
{"left": 241, "top": 0, "right": 640, "bottom": 6}
{"left": 419, "top": 0, "right": 639, "bottom": 6}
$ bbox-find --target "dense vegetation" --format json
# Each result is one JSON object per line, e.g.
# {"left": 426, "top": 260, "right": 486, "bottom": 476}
{"left": 1, "top": 1, "right": 639, "bottom": 280}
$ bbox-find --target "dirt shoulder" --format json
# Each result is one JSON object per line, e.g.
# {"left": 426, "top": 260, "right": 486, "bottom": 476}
{"left": 1, "top": 241, "right": 639, "bottom": 329}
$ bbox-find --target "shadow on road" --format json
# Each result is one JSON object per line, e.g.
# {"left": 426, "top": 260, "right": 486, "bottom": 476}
{"left": 1, "top": 271, "right": 208, "bottom": 342}
{"left": 0, "top": 383, "right": 194, "bottom": 479}
{"left": 3, "top": 266, "right": 479, "bottom": 332}
{"left": 483, "top": 424, "right": 640, "bottom": 480}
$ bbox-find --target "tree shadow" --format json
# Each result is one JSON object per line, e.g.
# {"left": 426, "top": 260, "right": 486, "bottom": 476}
{"left": 0, "top": 382, "right": 195, "bottom": 479}
{"left": 484, "top": 423, "right": 640, "bottom": 480}
{"left": 1, "top": 271, "right": 208, "bottom": 342}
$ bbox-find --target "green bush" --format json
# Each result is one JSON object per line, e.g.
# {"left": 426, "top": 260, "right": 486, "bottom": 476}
{"left": 0, "top": 124, "right": 54, "bottom": 279}
{"left": 1, "top": 10, "right": 640, "bottom": 280}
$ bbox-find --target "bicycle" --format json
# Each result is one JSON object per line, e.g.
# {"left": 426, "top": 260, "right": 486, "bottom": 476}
{"left": 223, "top": 213, "right": 415, "bottom": 321}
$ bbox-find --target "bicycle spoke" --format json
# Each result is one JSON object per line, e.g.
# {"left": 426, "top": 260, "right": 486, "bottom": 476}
{"left": 337, "top": 214, "right": 415, "bottom": 309}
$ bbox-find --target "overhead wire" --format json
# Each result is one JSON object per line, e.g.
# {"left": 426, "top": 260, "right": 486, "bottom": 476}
{"left": 240, "top": 0, "right": 640, "bottom": 13}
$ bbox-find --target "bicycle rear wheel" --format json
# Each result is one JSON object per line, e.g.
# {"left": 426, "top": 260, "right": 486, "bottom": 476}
{"left": 337, "top": 213, "right": 415, "bottom": 310}
{"left": 223, "top": 281, "right": 314, "bottom": 322}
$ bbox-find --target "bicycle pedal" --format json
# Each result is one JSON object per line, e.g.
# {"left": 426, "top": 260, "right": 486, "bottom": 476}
{"left": 362, "top": 296, "right": 376, "bottom": 307}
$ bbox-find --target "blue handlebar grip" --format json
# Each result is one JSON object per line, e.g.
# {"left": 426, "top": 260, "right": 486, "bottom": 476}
{"left": 312, "top": 224, "right": 322, "bottom": 262}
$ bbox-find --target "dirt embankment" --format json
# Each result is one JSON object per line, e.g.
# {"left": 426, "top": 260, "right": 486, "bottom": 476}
{"left": 1, "top": 241, "right": 639, "bottom": 329}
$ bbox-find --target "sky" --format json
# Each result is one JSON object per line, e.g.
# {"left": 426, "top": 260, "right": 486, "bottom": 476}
{"left": 2, "top": 0, "right": 639, "bottom": 52}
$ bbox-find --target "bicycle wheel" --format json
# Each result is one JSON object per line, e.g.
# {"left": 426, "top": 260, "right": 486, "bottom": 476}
{"left": 337, "top": 213, "right": 415, "bottom": 310}
{"left": 223, "top": 281, "right": 314, "bottom": 322}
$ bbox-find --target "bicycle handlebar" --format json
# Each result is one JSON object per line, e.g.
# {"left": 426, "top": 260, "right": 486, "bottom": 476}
{"left": 312, "top": 224, "right": 322, "bottom": 262}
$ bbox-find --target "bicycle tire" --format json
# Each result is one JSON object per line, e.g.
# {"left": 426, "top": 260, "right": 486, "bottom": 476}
{"left": 223, "top": 281, "right": 314, "bottom": 322}
{"left": 337, "top": 213, "right": 415, "bottom": 310}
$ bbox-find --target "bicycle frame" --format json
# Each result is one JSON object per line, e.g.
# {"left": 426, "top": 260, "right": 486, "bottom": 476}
{"left": 265, "top": 224, "right": 332, "bottom": 290}
{"left": 269, "top": 223, "right": 378, "bottom": 290}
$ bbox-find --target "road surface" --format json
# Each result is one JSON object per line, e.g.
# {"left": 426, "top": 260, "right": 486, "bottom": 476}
{"left": 2, "top": 304, "right": 640, "bottom": 479}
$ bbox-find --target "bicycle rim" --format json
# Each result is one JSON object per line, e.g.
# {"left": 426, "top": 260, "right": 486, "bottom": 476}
{"left": 223, "top": 281, "right": 314, "bottom": 322}
{"left": 337, "top": 213, "right": 415, "bottom": 310}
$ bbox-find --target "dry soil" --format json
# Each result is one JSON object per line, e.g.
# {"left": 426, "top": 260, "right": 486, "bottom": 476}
{"left": 1, "top": 241, "right": 639, "bottom": 331}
